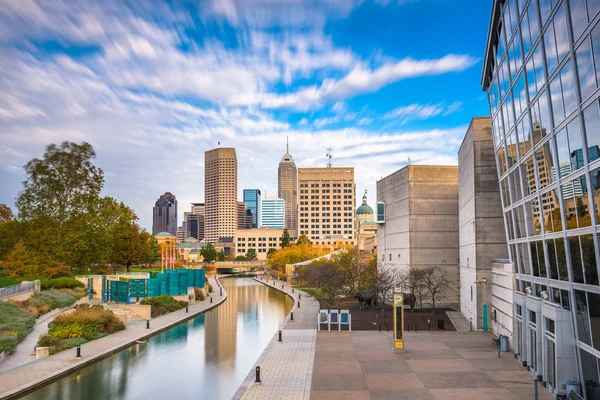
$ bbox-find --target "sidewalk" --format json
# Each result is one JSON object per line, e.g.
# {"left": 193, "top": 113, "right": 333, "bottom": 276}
{"left": 234, "top": 276, "right": 319, "bottom": 400}
{"left": 0, "top": 276, "right": 226, "bottom": 400}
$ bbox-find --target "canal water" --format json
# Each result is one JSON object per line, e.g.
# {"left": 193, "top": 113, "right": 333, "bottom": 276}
{"left": 23, "top": 277, "right": 293, "bottom": 400}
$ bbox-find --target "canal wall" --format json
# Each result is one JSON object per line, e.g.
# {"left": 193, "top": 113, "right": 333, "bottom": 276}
{"left": 0, "top": 276, "right": 228, "bottom": 400}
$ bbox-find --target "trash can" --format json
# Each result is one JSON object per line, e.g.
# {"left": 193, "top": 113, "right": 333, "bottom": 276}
{"left": 500, "top": 335, "right": 510, "bottom": 352}
{"left": 437, "top": 319, "right": 444, "bottom": 330}
{"left": 566, "top": 380, "right": 582, "bottom": 397}
{"left": 586, "top": 380, "right": 600, "bottom": 399}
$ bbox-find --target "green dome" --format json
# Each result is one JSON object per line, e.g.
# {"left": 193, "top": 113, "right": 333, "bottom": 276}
{"left": 356, "top": 194, "right": 374, "bottom": 215}
{"left": 156, "top": 232, "right": 173, "bottom": 236}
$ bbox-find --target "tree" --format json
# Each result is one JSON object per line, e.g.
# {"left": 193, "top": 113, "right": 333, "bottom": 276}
{"left": 372, "top": 266, "right": 402, "bottom": 321}
{"left": 150, "top": 236, "right": 161, "bottom": 264}
{"left": 110, "top": 218, "right": 153, "bottom": 272}
{"left": 267, "top": 244, "right": 325, "bottom": 271}
{"left": 200, "top": 243, "right": 217, "bottom": 263}
{"left": 0, "top": 204, "right": 14, "bottom": 223}
{"left": 281, "top": 229, "right": 290, "bottom": 248}
{"left": 296, "top": 234, "right": 311, "bottom": 246}
{"left": 217, "top": 251, "right": 225, "bottom": 261}
{"left": 267, "top": 248, "right": 277, "bottom": 258}
{"left": 402, "top": 266, "right": 429, "bottom": 316}
{"left": 424, "top": 266, "right": 452, "bottom": 323}
{"left": 2, "top": 241, "right": 37, "bottom": 280}
{"left": 235, "top": 255, "right": 247, "bottom": 261}
{"left": 296, "top": 261, "right": 345, "bottom": 306}
{"left": 245, "top": 248, "right": 257, "bottom": 261}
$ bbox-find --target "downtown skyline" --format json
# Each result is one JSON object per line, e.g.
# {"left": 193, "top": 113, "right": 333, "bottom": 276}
{"left": 0, "top": 0, "right": 492, "bottom": 231}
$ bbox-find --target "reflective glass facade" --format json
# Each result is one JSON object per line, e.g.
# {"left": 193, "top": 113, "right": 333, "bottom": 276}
{"left": 243, "top": 189, "right": 261, "bottom": 228}
{"left": 483, "top": 0, "right": 600, "bottom": 397}
{"left": 260, "top": 198, "right": 285, "bottom": 229}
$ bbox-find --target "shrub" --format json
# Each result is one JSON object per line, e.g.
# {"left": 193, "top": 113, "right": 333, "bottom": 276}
{"left": 0, "top": 302, "right": 36, "bottom": 353}
{"left": 41, "top": 278, "right": 85, "bottom": 290}
{"left": 207, "top": 283, "right": 213, "bottom": 293}
{"left": 194, "top": 288, "right": 205, "bottom": 301}
{"left": 19, "top": 289, "right": 84, "bottom": 317}
{"left": 140, "top": 295, "right": 188, "bottom": 318}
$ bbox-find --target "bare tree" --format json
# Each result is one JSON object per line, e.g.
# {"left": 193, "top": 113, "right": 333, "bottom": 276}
{"left": 402, "top": 266, "right": 429, "bottom": 316}
{"left": 296, "top": 261, "right": 345, "bottom": 306}
{"left": 425, "top": 266, "right": 452, "bottom": 323}
{"left": 372, "top": 266, "right": 402, "bottom": 322}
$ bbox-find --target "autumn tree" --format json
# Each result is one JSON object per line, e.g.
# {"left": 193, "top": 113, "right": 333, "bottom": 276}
{"left": 296, "top": 261, "right": 345, "bottom": 306}
{"left": 267, "top": 244, "right": 326, "bottom": 271}
{"left": 0, "top": 204, "right": 14, "bottom": 223}
{"left": 296, "top": 234, "right": 311, "bottom": 246}
{"left": 2, "top": 241, "right": 37, "bottom": 280}
{"left": 200, "top": 244, "right": 217, "bottom": 262}
{"left": 267, "top": 248, "right": 277, "bottom": 258}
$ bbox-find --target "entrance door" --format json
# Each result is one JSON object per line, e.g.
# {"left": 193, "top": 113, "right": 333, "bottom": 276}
{"left": 544, "top": 336, "right": 556, "bottom": 393}
{"left": 529, "top": 327, "right": 537, "bottom": 373}
{"left": 516, "top": 320, "right": 523, "bottom": 360}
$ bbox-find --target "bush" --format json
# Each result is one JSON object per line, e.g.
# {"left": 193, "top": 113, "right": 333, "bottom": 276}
{"left": 41, "top": 278, "right": 85, "bottom": 290}
{"left": 140, "top": 295, "right": 188, "bottom": 317}
{"left": 0, "top": 302, "right": 36, "bottom": 352}
{"left": 194, "top": 288, "right": 205, "bottom": 301}
{"left": 207, "top": 283, "right": 213, "bottom": 293}
{"left": 19, "top": 289, "right": 84, "bottom": 317}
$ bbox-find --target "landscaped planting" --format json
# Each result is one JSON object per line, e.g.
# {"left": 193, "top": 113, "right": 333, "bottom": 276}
{"left": 0, "top": 302, "right": 36, "bottom": 353}
{"left": 40, "top": 278, "right": 85, "bottom": 290}
{"left": 18, "top": 288, "right": 86, "bottom": 317}
{"left": 140, "top": 295, "right": 188, "bottom": 318}
{"left": 194, "top": 287, "right": 205, "bottom": 301}
{"left": 37, "top": 304, "right": 125, "bottom": 354}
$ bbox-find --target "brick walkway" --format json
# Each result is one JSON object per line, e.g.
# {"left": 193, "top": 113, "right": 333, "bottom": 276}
{"left": 234, "top": 277, "right": 320, "bottom": 400}
{"left": 311, "top": 330, "right": 555, "bottom": 400}
{"left": 0, "top": 276, "right": 227, "bottom": 400}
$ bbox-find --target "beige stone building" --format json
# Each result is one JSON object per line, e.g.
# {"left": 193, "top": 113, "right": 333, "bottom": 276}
{"left": 298, "top": 167, "right": 355, "bottom": 246}
{"left": 355, "top": 192, "right": 377, "bottom": 253}
{"left": 235, "top": 228, "right": 298, "bottom": 260}
{"left": 278, "top": 140, "right": 298, "bottom": 231}
{"left": 204, "top": 148, "right": 237, "bottom": 244}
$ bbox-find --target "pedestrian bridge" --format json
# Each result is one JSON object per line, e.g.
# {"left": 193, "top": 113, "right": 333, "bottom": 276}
{"left": 215, "top": 261, "right": 268, "bottom": 274}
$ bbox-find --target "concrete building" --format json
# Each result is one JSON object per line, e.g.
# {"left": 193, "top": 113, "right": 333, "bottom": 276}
{"left": 376, "top": 165, "right": 459, "bottom": 304}
{"left": 237, "top": 201, "right": 252, "bottom": 230}
{"left": 260, "top": 198, "right": 285, "bottom": 229}
{"left": 298, "top": 167, "right": 355, "bottom": 246}
{"left": 204, "top": 148, "right": 237, "bottom": 244}
{"left": 235, "top": 228, "right": 297, "bottom": 260}
{"left": 278, "top": 139, "right": 298, "bottom": 231}
{"left": 152, "top": 192, "right": 177, "bottom": 235}
{"left": 482, "top": 0, "right": 600, "bottom": 396}
{"left": 155, "top": 231, "right": 177, "bottom": 246}
{"left": 176, "top": 225, "right": 186, "bottom": 243}
{"left": 355, "top": 192, "right": 377, "bottom": 254}
{"left": 458, "top": 117, "right": 509, "bottom": 332}
{"left": 243, "top": 189, "right": 261, "bottom": 228}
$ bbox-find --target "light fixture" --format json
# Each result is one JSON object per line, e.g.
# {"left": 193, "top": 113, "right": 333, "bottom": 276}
{"left": 541, "top": 290, "right": 549, "bottom": 300}
{"left": 525, "top": 286, "right": 533, "bottom": 295}
{"left": 482, "top": 278, "right": 487, "bottom": 284}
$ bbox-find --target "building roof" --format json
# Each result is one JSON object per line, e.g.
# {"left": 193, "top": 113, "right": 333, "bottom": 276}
{"left": 356, "top": 193, "right": 374, "bottom": 215}
{"left": 156, "top": 232, "right": 174, "bottom": 237}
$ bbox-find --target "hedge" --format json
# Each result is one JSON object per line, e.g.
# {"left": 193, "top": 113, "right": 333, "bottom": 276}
{"left": 140, "top": 295, "right": 188, "bottom": 318}
{"left": 41, "top": 278, "right": 85, "bottom": 290}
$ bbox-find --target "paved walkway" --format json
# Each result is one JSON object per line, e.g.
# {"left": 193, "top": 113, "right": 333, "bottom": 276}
{"left": 0, "top": 276, "right": 226, "bottom": 400}
{"left": 310, "top": 330, "right": 555, "bottom": 400}
{"left": 234, "top": 276, "right": 320, "bottom": 400}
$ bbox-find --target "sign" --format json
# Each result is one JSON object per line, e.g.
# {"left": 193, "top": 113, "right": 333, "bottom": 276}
{"left": 393, "top": 290, "right": 405, "bottom": 352}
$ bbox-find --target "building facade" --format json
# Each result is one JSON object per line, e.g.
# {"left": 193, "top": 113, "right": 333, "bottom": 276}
{"left": 152, "top": 192, "right": 177, "bottom": 235}
{"left": 482, "top": 0, "right": 600, "bottom": 396}
{"left": 278, "top": 140, "right": 298, "bottom": 231}
{"left": 355, "top": 192, "right": 378, "bottom": 253}
{"left": 243, "top": 189, "right": 261, "bottom": 228}
{"left": 235, "top": 228, "right": 298, "bottom": 260}
{"left": 376, "top": 165, "right": 460, "bottom": 304}
{"left": 298, "top": 167, "right": 355, "bottom": 246}
{"left": 237, "top": 201, "right": 253, "bottom": 230}
{"left": 204, "top": 148, "right": 237, "bottom": 244}
{"left": 458, "top": 117, "right": 509, "bottom": 332}
{"left": 260, "top": 198, "right": 285, "bottom": 229}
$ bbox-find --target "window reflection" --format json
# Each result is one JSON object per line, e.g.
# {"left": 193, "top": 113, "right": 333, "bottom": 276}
{"left": 576, "top": 37, "right": 595, "bottom": 102}
{"left": 539, "top": 0, "right": 552, "bottom": 25}
{"left": 562, "top": 175, "right": 591, "bottom": 230}
{"left": 583, "top": 101, "right": 600, "bottom": 165}
{"left": 531, "top": 241, "right": 543, "bottom": 277}
{"left": 590, "top": 292, "right": 600, "bottom": 351}
{"left": 555, "top": 119, "right": 583, "bottom": 178}
{"left": 506, "top": 209, "right": 515, "bottom": 240}
{"left": 588, "top": 166, "right": 600, "bottom": 224}
{"left": 550, "top": 60, "right": 576, "bottom": 127}
{"left": 510, "top": 28, "right": 522, "bottom": 80}
{"left": 542, "top": 190, "right": 561, "bottom": 233}
{"left": 497, "top": 144, "right": 508, "bottom": 176}
{"left": 569, "top": 0, "right": 588, "bottom": 41}
{"left": 583, "top": 234, "right": 598, "bottom": 285}
{"left": 513, "top": 74, "right": 526, "bottom": 119}
{"left": 576, "top": 290, "right": 592, "bottom": 346}
{"left": 594, "top": 23, "right": 600, "bottom": 88}
{"left": 523, "top": 155, "right": 537, "bottom": 196}
{"left": 510, "top": 169, "right": 523, "bottom": 203}
{"left": 501, "top": 177, "right": 511, "bottom": 208}
{"left": 525, "top": 196, "right": 543, "bottom": 234}
{"left": 532, "top": 91, "right": 552, "bottom": 133}
{"left": 519, "top": 242, "right": 531, "bottom": 275}
{"left": 514, "top": 205, "right": 527, "bottom": 238}
{"left": 536, "top": 134, "right": 556, "bottom": 190}
{"left": 569, "top": 236, "right": 585, "bottom": 283}
{"left": 507, "top": 129, "right": 518, "bottom": 169}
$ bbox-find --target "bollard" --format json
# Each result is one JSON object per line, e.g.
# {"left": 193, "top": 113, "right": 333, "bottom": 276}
{"left": 292, "top": 288, "right": 294, "bottom": 293}
{"left": 298, "top": 300, "right": 300, "bottom": 308}
{"left": 469, "top": 318, "right": 473, "bottom": 332}
{"left": 299, "top": 293, "right": 301, "bottom": 299}
{"left": 497, "top": 340, "right": 501, "bottom": 358}
{"left": 146, "top": 320, "right": 150, "bottom": 330}
{"left": 534, "top": 378, "right": 538, "bottom": 400}
{"left": 220, "top": 288, "right": 223, "bottom": 296}
{"left": 291, "top": 312, "right": 294, "bottom": 321}
{"left": 210, "top": 296, "right": 213, "bottom": 303}
{"left": 282, "top": 284, "right": 284, "bottom": 289}
{"left": 186, "top": 305, "right": 189, "bottom": 313}
{"left": 255, "top": 366, "right": 261, "bottom": 384}
{"left": 428, "top": 319, "right": 431, "bottom": 332}
{"left": 278, "top": 330, "right": 282, "bottom": 342}
{"left": 76, "top": 345, "right": 81, "bottom": 358}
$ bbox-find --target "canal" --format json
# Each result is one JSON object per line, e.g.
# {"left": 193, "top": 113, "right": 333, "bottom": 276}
{"left": 23, "top": 277, "right": 294, "bottom": 400}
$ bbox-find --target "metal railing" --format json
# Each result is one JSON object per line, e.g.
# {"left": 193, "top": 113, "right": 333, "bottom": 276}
{"left": 0, "top": 281, "right": 35, "bottom": 299}
{"left": 492, "top": 258, "right": 511, "bottom": 264}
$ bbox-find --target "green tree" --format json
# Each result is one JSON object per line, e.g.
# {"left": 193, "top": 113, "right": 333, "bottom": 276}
{"left": 281, "top": 229, "right": 290, "bottom": 248}
{"left": 217, "top": 251, "right": 225, "bottom": 261}
{"left": 200, "top": 244, "right": 217, "bottom": 262}
{"left": 267, "top": 248, "right": 277, "bottom": 258}
{"left": 235, "top": 255, "right": 247, "bottom": 261}
{"left": 296, "top": 234, "right": 311, "bottom": 246}
{"left": 0, "top": 204, "right": 14, "bottom": 223}
{"left": 2, "top": 241, "right": 37, "bottom": 280}
{"left": 110, "top": 211, "right": 153, "bottom": 272}
{"left": 245, "top": 248, "right": 257, "bottom": 261}
{"left": 150, "top": 236, "right": 161, "bottom": 264}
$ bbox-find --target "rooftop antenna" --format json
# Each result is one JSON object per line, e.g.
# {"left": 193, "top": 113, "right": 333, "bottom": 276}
{"left": 407, "top": 157, "right": 411, "bottom": 166}
{"left": 326, "top": 147, "right": 333, "bottom": 168}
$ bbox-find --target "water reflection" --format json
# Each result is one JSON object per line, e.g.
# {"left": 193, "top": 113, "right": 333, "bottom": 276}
{"left": 23, "top": 277, "right": 293, "bottom": 400}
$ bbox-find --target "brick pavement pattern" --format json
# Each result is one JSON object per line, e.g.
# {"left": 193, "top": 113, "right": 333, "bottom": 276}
{"left": 310, "top": 330, "right": 556, "bottom": 400}
{"left": 234, "top": 277, "right": 320, "bottom": 400}
{"left": 0, "top": 276, "right": 227, "bottom": 400}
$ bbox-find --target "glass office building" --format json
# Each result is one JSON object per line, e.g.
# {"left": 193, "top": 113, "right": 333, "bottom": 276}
{"left": 243, "top": 189, "right": 261, "bottom": 229}
{"left": 260, "top": 198, "right": 285, "bottom": 229}
{"left": 482, "top": 0, "right": 600, "bottom": 397}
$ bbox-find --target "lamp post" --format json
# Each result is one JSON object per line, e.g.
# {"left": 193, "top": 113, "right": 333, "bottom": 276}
{"left": 475, "top": 277, "right": 488, "bottom": 332}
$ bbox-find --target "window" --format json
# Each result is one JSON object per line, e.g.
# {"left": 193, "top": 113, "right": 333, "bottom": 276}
{"left": 376, "top": 202, "right": 385, "bottom": 223}
{"left": 549, "top": 61, "right": 576, "bottom": 127}
{"left": 584, "top": 102, "right": 600, "bottom": 165}
{"left": 389, "top": 254, "right": 392, "bottom": 261}
{"left": 569, "top": 0, "right": 590, "bottom": 42}
{"left": 576, "top": 36, "right": 596, "bottom": 102}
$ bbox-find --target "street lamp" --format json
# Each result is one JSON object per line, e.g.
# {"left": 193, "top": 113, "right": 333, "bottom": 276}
{"left": 474, "top": 278, "right": 488, "bottom": 332}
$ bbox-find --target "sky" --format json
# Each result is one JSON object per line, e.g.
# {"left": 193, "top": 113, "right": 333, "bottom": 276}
{"left": 0, "top": 0, "right": 492, "bottom": 231}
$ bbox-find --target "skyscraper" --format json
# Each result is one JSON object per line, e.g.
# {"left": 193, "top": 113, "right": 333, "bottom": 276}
{"left": 204, "top": 148, "right": 237, "bottom": 244}
{"left": 186, "top": 203, "right": 205, "bottom": 241}
{"left": 243, "top": 189, "right": 261, "bottom": 228}
{"left": 278, "top": 138, "right": 298, "bottom": 231}
{"left": 260, "top": 197, "right": 285, "bottom": 229}
{"left": 237, "top": 201, "right": 252, "bottom": 229}
{"left": 298, "top": 167, "right": 355, "bottom": 246}
{"left": 152, "top": 192, "right": 177, "bottom": 235}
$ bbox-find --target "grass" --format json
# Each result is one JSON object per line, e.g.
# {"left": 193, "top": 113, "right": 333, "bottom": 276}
{"left": 0, "top": 276, "right": 49, "bottom": 288}
{"left": 298, "top": 288, "right": 317, "bottom": 298}
{"left": 0, "top": 278, "right": 18, "bottom": 288}
{"left": 140, "top": 295, "right": 188, "bottom": 318}
{"left": 0, "top": 302, "right": 36, "bottom": 353}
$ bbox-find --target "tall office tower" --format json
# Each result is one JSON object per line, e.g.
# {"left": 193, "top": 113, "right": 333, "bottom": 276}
{"left": 186, "top": 203, "right": 205, "bottom": 241}
{"left": 237, "top": 201, "right": 252, "bottom": 229}
{"left": 152, "top": 192, "right": 177, "bottom": 235}
{"left": 204, "top": 148, "right": 237, "bottom": 244}
{"left": 260, "top": 197, "right": 285, "bottom": 229}
{"left": 297, "top": 167, "right": 355, "bottom": 246}
{"left": 243, "top": 189, "right": 262, "bottom": 228}
{"left": 482, "top": 1, "right": 600, "bottom": 396}
{"left": 278, "top": 139, "right": 298, "bottom": 231}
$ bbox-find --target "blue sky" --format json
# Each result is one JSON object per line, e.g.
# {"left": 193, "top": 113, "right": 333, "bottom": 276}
{"left": 0, "top": 0, "right": 492, "bottom": 230}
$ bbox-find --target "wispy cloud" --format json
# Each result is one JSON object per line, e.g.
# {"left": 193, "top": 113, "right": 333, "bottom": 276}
{"left": 382, "top": 101, "right": 463, "bottom": 123}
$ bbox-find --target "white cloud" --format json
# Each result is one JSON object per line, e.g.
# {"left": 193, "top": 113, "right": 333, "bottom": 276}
{"left": 382, "top": 101, "right": 463, "bottom": 123}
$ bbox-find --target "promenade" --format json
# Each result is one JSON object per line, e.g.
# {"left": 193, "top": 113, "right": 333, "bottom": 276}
{"left": 234, "top": 276, "right": 320, "bottom": 400}
{"left": 0, "top": 276, "right": 227, "bottom": 400}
